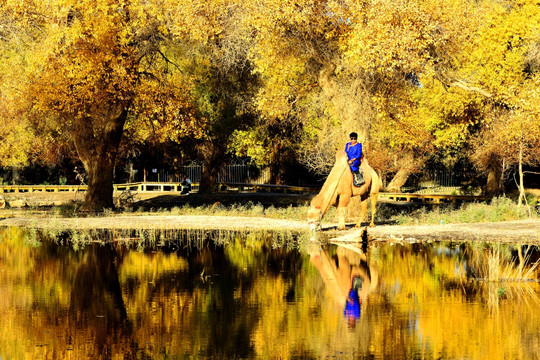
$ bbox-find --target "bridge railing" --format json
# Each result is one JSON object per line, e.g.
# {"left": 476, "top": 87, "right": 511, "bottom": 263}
{"left": 0, "top": 183, "right": 192, "bottom": 194}
{"left": 0, "top": 185, "right": 88, "bottom": 193}
{"left": 378, "top": 192, "right": 493, "bottom": 204}
{"left": 0, "top": 182, "right": 319, "bottom": 195}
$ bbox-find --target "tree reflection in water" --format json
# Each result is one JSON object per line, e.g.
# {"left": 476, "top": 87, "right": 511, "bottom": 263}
{"left": 0, "top": 227, "right": 539, "bottom": 359}
{"left": 69, "top": 244, "right": 131, "bottom": 356}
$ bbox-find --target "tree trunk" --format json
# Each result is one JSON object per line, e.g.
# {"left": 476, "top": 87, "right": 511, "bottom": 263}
{"left": 386, "top": 168, "right": 412, "bottom": 192}
{"left": 11, "top": 166, "right": 22, "bottom": 184}
{"left": 486, "top": 168, "right": 502, "bottom": 196}
{"left": 200, "top": 162, "right": 218, "bottom": 192}
{"left": 518, "top": 143, "right": 525, "bottom": 205}
{"left": 386, "top": 153, "right": 415, "bottom": 192}
{"left": 198, "top": 142, "right": 225, "bottom": 193}
{"left": 83, "top": 155, "right": 117, "bottom": 211}
{"left": 517, "top": 142, "right": 531, "bottom": 216}
{"left": 74, "top": 109, "right": 128, "bottom": 212}
{"left": 269, "top": 141, "right": 282, "bottom": 185}
{"left": 128, "top": 162, "right": 134, "bottom": 183}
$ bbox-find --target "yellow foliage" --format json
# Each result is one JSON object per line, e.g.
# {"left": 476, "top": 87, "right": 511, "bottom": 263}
{"left": 345, "top": 0, "right": 476, "bottom": 75}
{"left": 229, "top": 129, "right": 271, "bottom": 166}
{"left": 1, "top": 0, "right": 539, "bottom": 178}
{"left": 0, "top": 0, "right": 220, "bottom": 170}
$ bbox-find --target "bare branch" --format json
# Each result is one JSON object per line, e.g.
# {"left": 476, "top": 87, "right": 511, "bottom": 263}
{"left": 449, "top": 80, "right": 493, "bottom": 98}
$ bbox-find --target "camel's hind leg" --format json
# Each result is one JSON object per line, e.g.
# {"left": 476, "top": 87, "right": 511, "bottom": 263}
{"left": 369, "top": 193, "right": 379, "bottom": 227}
{"left": 355, "top": 198, "right": 368, "bottom": 228}
{"left": 337, "top": 206, "right": 347, "bottom": 230}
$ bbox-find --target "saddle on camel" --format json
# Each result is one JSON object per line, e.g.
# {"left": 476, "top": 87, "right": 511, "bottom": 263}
{"left": 308, "top": 150, "right": 381, "bottom": 231}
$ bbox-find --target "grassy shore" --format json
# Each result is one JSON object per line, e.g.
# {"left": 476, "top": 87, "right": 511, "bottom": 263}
{"left": 125, "top": 192, "right": 539, "bottom": 224}
{"left": 389, "top": 195, "right": 539, "bottom": 225}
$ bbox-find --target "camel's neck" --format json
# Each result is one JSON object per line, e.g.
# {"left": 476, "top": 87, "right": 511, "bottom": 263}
{"left": 311, "top": 153, "right": 348, "bottom": 216}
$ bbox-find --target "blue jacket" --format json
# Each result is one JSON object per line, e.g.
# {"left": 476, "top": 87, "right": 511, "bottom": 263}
{"left": 345, "top": 142, "right": 362, "bottom": 172}
{"left": 344, "top": 288, "right": 361, "bottom": 319}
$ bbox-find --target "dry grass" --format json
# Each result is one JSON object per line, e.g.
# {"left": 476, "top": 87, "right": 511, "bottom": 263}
{"left": 392, "top": 196, "right": 538, "bottom": 226}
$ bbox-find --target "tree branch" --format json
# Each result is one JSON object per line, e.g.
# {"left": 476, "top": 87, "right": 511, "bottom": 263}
{"left": 449, "top": 80, "right": 493, "bottom": 98}
{"left": 158, "top": 50, "right": 182, "bottom": 71}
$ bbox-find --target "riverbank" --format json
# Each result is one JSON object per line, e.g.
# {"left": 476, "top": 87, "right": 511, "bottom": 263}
{"left": 1, "top": 214, "right": 539, "bottom": 243}
{"left": 334, "top": 219, "right": 540, "bottom": 243}
{"left": 0, "top": 191, "right": 539, "bottom": 243}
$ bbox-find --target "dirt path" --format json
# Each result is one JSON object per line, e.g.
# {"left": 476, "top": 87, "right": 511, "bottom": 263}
{"left": 0, "top": 215, "right": 307, "bottom": 232}
{"left": 332, "top": 219, "right": 540, "bottom": 243}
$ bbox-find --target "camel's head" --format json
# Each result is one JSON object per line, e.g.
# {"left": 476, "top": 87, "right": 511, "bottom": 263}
{"left": 307, "top": 206, "right": 322, "bottom": 231}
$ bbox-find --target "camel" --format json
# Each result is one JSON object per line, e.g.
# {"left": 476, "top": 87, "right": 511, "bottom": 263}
{"left": 308, "top": 244, "right": 379, "bottom": 312}
{"left": 308, "top": 150, "right": 381, "bottom": 231}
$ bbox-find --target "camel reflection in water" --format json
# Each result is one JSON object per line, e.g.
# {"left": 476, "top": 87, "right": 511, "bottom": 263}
{"left": 309, "top": 242, "right": 378, "bottom": 328}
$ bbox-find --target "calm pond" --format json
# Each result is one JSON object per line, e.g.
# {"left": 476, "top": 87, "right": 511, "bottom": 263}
{"left": 0, "top": 227, "right": 539, "bottom": 360}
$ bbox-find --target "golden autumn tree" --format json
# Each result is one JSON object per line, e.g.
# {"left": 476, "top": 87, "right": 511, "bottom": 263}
{"left": 241, "top": 0, "right": 372, "bottom": 176}
{"left": 173, "top": 0, "right": 301, "bottom": 187}
{"left": 407, "top": 0, "right": 540, "bottom": 197}
{"left": 338, "top": 0, "right": 540, "bottom": 193}
{"left": 465, "top": 0, "right": 540, "bottom": 197}
{"left": 386, "top": 0, "right": 540, "bottom": 196}
{"left": 232, "top": 0, "right": 481, "bottom": 187}
{"left": 341, "top": 0, "right": 481, "bottom": 189}
{"left": 0, "top": 5, "right": 38, "bottom": 171}
{"left": 0, "top": 5, "right": 77, "bottom": 178}
{"left": 0, "top": 0, "right": 213, "bottom": 210}
{"left": 1, "top": 1, "right": 135, "bottom": 210}
{"left": 118, "top": 1, "right": 258, "bottom": 192}
{"left": 126, "top": 0, "right": 258, "bottom": 192}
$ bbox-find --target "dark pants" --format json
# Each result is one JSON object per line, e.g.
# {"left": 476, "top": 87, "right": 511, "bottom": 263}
{"left": 352, "top": 168, "right": 365, "bottom": 187}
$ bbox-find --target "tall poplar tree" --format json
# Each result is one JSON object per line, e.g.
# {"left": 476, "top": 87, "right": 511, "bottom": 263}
{"left": 1, "top": 0, "right": 202, "bottom": 211}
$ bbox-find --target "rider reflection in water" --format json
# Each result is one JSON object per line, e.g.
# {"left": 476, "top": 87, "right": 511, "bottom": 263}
{"left": 308, "top": 244, "right": 376, "bottom": 329}
{"left": 344, "top": 276, "right": 363, "bottom": 327}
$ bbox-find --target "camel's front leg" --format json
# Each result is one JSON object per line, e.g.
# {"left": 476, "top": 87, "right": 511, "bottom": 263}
{"left": 369, "top": 193, "right": 379, "bottom": 227}
{"left": 355, "top": 198, "right": 368, "bottom": 228}
{"left": 337, "top": 206, "right": 347, "bottom": 230}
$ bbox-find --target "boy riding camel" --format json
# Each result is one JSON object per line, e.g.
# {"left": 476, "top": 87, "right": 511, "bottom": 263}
{"left": 345, "top": 132, "right": 364, "bottom": 187}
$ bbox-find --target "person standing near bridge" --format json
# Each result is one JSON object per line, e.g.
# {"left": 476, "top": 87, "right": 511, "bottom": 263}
{"left": 345, "top": 132, "right": 364, "bottom": 186}
{"left": 181, "top": 174, "right": 191, "bottom": 195}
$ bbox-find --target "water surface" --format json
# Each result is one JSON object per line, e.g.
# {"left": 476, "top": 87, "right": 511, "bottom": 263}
{"left": 0, "top": 227, "right": 538, "bottom": 359}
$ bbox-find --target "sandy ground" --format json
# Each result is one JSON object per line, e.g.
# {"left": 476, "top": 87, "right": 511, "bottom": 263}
{"left": 0, "top": 214, "right": 306, "bottom": 232}
{"left": 0, "top": 191, "right": 539, "bottom": 243}
{"left": 336, "top": 219, "right": 540, "bottom": 243}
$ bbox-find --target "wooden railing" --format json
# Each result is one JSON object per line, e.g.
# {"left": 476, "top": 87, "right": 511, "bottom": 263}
{"left": 0, "top": 182, "right": 191, "bottom": 193}
{"left": 0, "top": 182, "right": 318, "bottom": 194}
{"left": 114, "top": 182, "right": 189, "bottom": 193}
{"left": 0, "top": 184, "right": 88, "bottom": 193}
{"left": 378, "top": 192, "right": 492, "bottom": 204}
{"left": 216, "top": 182, "right": 319, "bottom": 194}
